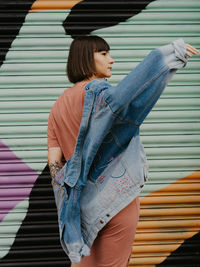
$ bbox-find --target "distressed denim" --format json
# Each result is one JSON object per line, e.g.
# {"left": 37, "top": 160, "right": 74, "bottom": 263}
{"left": 51, "top": 39, "right": 188, "bottom": 263}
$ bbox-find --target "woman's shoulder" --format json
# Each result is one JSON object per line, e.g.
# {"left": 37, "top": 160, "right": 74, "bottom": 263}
{"left": 63, "top": 81, "right": 88, "bottom": 95}
{"left": 85, "top": 78, "right": 110, "bottom": 92}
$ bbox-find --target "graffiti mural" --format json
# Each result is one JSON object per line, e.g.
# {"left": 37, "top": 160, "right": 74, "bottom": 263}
{"left": 0, "top": 0, "right": 200, "bottom": 266}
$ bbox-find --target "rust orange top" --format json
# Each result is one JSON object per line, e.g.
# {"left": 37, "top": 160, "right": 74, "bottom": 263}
{"left": 47, "top": 81, "right": 87, "bottom": 161}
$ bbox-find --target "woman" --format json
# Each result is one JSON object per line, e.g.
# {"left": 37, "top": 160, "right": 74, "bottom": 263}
{"left": 47, "top": 36, "right": 198, "bottom": 267}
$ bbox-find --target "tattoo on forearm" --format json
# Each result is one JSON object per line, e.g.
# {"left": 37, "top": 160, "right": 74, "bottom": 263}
{"left": 49, "top": 161, "right": 62, "bottom": 179}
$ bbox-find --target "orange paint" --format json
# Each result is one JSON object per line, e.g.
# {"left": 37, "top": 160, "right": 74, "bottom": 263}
{"left": 137, "top": 219, "right": 200, "bottom": 230}
{"left": 129, "top": 170, "right": 200, "bottom": 266}
{"left": 129, "top": 256, "right": 170, "bottom": 266}
{"left": 132, "top": 243, "right": 184, "bottom": 253}
{"left": 31, "top": 0, "right": 83, "bottom": 11}
{"left": 135, "top": 231, "right": 198, "bottom": 242}
{"left": 141, "top": 195, "right": 200, "bottom": 205}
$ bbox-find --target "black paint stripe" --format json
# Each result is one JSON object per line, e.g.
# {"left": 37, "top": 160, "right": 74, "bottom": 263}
{"left": 0, "top": 0, "right": 35, "bottom": 66}
{"left": 63, "top": 0, "right": 155, "bottom": 38}
{"left": 156, "top": 232, "right": 200, "bottom": 266}
{"left": 0, "top": 164, "right": 70, "bottom": 267}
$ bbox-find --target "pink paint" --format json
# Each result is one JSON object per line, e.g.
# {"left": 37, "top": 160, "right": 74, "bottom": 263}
{"left": 0, "top": 140, "right": 38, "bottom": 222}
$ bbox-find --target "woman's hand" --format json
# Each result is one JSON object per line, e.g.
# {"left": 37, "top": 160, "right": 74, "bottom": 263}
{"left": 186, "top": 44, "right": 199, "bottom": 57}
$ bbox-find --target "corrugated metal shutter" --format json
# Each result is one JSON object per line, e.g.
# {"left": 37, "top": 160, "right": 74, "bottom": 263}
{"left": 0, "top": 0, "right": 199, "bottom": 266}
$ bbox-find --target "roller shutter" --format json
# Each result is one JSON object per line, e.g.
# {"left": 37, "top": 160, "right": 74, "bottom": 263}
{"left": 0, "top": 0, "right": 200, "bottom": 266}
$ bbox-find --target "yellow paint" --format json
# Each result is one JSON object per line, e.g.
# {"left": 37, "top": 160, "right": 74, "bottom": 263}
{"left": 137, "top": 219, "right": 200, "bottom": 230}
{"left": 132, "top": 243, "right": 184, "bottom": 254}
{"left": 135, "top": 231, "right": 198, "bottom": 241}
{"left": 141, "top": 195, "right": 200, "bottom": 205}
{"left": 31, "top": 0, "right": 83, "bottom": 11}
{"left": 128, "top": 171, "right": 200, "bottom": 266}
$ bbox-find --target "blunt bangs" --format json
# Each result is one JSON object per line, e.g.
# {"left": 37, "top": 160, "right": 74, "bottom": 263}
{"left": 93, "top": 37, "right": 110, "bottom": 52}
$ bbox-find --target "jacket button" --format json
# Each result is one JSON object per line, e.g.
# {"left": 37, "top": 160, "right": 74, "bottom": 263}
{"left": 106, "top": 214, "right": 110, "bottom": 217}
{"left": 100, "top": 219, "right": 104, "bottom": 224}
{"left": 86, "top": 87, "right": 89, "bottom": 90}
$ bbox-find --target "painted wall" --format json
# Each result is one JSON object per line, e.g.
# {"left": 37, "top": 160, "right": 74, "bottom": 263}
{"left": 0, "top": 0, "right": 200, "bottom": 266}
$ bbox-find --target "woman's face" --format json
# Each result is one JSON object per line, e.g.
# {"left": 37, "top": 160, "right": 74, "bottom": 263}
{"left": 94, "top": 51, "right": 115, "bottom": 78}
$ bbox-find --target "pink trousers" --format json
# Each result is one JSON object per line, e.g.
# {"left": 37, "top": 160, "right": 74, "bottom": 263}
{"left": 79, "top": 196, "right": 140, "bottom": 267}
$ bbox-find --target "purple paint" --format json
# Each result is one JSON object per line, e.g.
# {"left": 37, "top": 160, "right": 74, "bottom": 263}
{"left": 0, "top": 140, "right": 38, "bottom": 222}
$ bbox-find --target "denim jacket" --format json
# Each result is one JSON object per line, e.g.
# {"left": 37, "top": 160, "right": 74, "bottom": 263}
{"left": 51, "top": 39, "right": 188, "bottom": 263}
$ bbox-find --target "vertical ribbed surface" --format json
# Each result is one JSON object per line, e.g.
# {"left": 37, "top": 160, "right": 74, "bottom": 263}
{"left": 0, "top": 0, "right": 200, "bottom": 266}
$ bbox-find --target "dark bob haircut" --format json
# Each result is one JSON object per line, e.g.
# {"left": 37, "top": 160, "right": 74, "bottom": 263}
{"left": 67, "top": 35, "right": 110, "bottom": 83}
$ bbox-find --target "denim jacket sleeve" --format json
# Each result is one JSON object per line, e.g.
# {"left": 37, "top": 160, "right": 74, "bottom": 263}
{"left": 104, "top": 39, "right": 188, "bottom": 126}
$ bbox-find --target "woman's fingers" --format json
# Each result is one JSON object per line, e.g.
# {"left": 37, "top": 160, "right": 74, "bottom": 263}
{"left": 186, "top": 44, "right": 199, "bottom": 57}
{"left": 186, "top": 44, "right": 199, "bottom": 53}
{"left": 186, "top": 52, "right": 192, "bottom": 57}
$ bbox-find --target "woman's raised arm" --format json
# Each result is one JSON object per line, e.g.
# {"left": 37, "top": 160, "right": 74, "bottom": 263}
{"left": 102, "top": 39, "right": 198, "bottom": 126}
